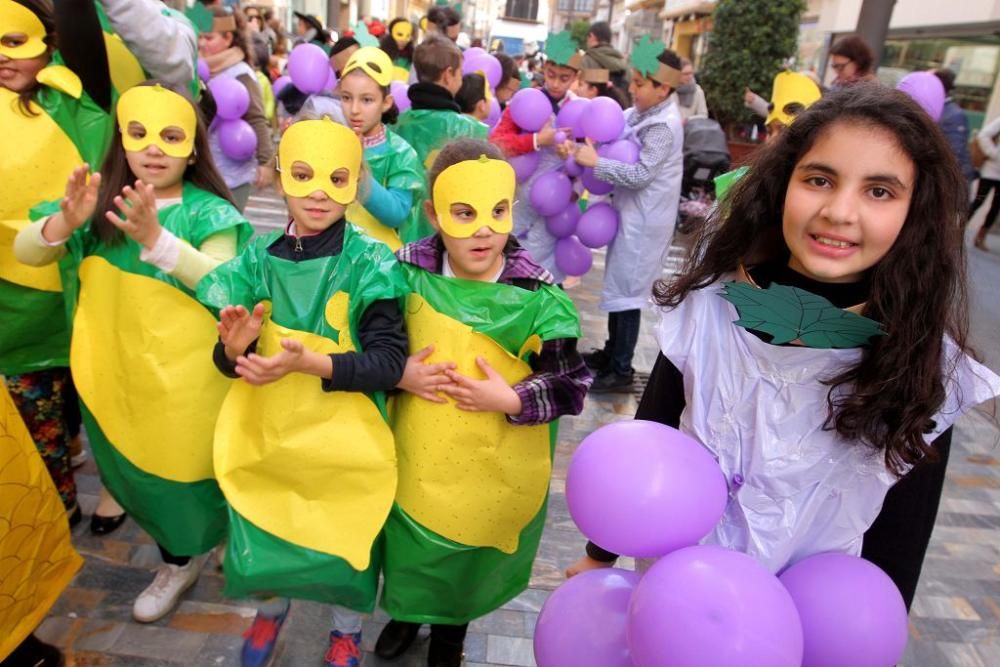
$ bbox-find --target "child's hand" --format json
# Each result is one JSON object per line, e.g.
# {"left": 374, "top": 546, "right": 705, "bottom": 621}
{"left": 565, "top": 555, "right": 614, "bottom": 579}
{"left": 441, "top": 357, "right": 522, "bottom": 416}
{"left": 218, "top": 303, "right": 265, "bottom": 361}
{"left": 60, "top": 165, "right": 102, "bottom": 230}
{"left": 234, "top": 338, "right": 305, "bottom": 385}
{"left": 105, "top": 180, "right": 162, "bottom": 249}
{"left": 535, "top": 123, "right": 571, "bottom": 147}
{"left": 397, "top": 345, "right": 456, "bottom": 403}
{"left": 572, "top": 139, "right": 599, "bottom": 168}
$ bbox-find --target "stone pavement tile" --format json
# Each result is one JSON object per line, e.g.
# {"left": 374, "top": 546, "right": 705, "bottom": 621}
{"left": 911, "top": 595, "right": 982, "bottom": 621}
{"left": 485, "top": 635, "right": 534, "bottom": 667}
{"left": 48, "top": 586, "right": 108, "bottom": 617}
{"left": 73, "top": 619, "right": 128, "bottom": 653}
{"left": 167, "top": 600, "right": 256, "bottom": 635}
{"left": 469, "top": 609, "right": 530, "bottom": 637}
{"left": 974, "top": 640, "right": 1000, "bottom": 663}
{"left": 900, "top": 640, "right": 951, "bottom": 667}
{"left": 939, "top": 641, "right": 990, "bottom": 667}
{"left": 108, "top": 624, "right": 207, "bottom": 662}
{"left": 195, "top": 633, "right": 243, "bottom": 666}
{"left": 35, "top": 615, "right": 85, "bottom": 648}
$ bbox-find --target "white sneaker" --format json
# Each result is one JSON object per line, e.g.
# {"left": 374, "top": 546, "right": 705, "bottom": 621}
{"left": 132, "top": 555, "right": 206, "bottom": 623}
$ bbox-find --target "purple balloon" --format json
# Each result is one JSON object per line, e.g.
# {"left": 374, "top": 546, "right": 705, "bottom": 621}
{"left": 581, "top": 167, "right": 613, "bottom": 196}
{"left": 896, "top": 71, "right": 945, "bottom": 122}
{"left": 510, "top": 151, "right": 541, "bottom": 182}
{"left": 464, "top": 52, "right": 502, "bottom": 90}
{"left": 486, "top": 97, "right": 502, "bottom": 128}
{"left": 554, "top": 130, "right": 567, "bottom": 144}
{"left": 545, "top": 202, "right": 582, "bottom": 239}
{"left": 389, "top": 80, "right": 411, "bottom": 113}
{"left": 209, "top": 77, "right": 250, "bottom": 121}
{"left": 464, "top": 46, "right": 487, "bottom": 59}
{"left": 197, "top": 58, "right": 210, "bottom": 83}
{"left": 510, "top": 88, "right": 553, "bottom": 133}
{"left": 272, "top": 75, "right": 292, "bottom": 96}
{"left": 324, "top": 67, "right": 338, "bottom": 93}
{"left": 557, "top": 98, "right": 591, "bottom": 140}
{"left": 567, "top": 420, "right": 727, "bottom": 558}
{"left": 217, "top": 119, "right": 257, "bottom": 161}
{"left": 555, "top": 236, "right": 592, "bottom": 276}
{"left": 530, "top": 170, "right": 573, "bottom": 216}
{"left": 576, "top": 202, "right": 619, "bottom": 248}
{"left": 534, "top": 568, "right": 640, "bottom": 667}
{"left": 581, "top": 97, "right": 626, "bottom": 143}
{"left": 779, "top": 553, "right": 908, "bottom": 667}
{"left": 628, "top": 546, "right": 804, "bottom": 667}
{"left": 603, "top": 139, "right": 640, "bottom": 164}
{"left": 564, "top": 156, "right": 584, "bottom": 177}
{"left": 288, "top": 43, "right": 331, "bottom": 94}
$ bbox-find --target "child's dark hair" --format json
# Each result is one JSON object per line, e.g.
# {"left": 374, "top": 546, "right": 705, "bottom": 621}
{"left": 413, "top": 35, "right": 462, "bottom": 84}
{"left": 209, "top": 6, "right": 254, "bottom": 67}
{"left": 91, "top": 81, "right": 235, "bottom": 246}
{"left": 651, "top": 49, "right": 682, "bottom": 89}
{"left": 426, "top": 6, "right": 461, "bottom": 33}
{"left": 496, "top": 53, "right": 518, "bottom": 91}
{"left": 341, "top": 68, "right": 399, "bottom": 125}
{"left": 380, "top": 19, "right": 414, "bottom": 62}
{"left": 584, "top": 81, "right": 628, "bottom": 109}
{"left": 427, "top": 138, "right": 505, "bottom": 192}
{"left": 12, "top": 0, "right": 55, "bottom": 115}
{"left": 653, "top": 83, "right": 970, "bottom": 476}
{"left": 456, "top": 73, "right": 487, "bottom": 114}
{"left": 329, "top": 36, "right": 359, "bottom": 60}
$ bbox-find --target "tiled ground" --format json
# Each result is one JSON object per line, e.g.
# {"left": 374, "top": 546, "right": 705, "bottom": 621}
{"left": 31, "top": 194, "right": 1000, "bottom": 666}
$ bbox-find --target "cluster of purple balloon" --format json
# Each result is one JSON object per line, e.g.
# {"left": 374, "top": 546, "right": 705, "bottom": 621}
{"left": 287, "top": 42, "right": 337, "bottom": 95}
{"left": 533, "top": 420, "right": 909, "bottom": 667}
{"left": 209, "top": 77, "right": 258, "bottom": 160}
{"left": 462, "top": 49, "right": 503, "bottom": 129}
{"left": 896, "top": 70, "right": 945, "bottom": 122}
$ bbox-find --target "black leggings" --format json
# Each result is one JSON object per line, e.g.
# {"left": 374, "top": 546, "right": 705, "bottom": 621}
{"left": 968, "top": 178, "right": 1000, "bottom": 230}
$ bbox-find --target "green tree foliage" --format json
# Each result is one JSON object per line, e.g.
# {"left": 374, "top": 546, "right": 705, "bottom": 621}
{"left": 700, "top": 0, "right": 805, "bottom": 127}
{"left": 570, "top": 20, "right": 590, "bottom": 50}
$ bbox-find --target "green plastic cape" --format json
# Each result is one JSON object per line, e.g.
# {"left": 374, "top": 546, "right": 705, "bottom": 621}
{"left": 392, "top": 109, "right": 488, "bottom": 243}
{"left": 381, "top": 263, "right": 581, "bottom": 624}
{"left": 66, "top": 184, "right": 251, "bottom": 556}
{"left": 351, "top": 128, "right": 425, "bottom": 250}
{"left": 196, "top": 223, "right": 410, "bottom": 610}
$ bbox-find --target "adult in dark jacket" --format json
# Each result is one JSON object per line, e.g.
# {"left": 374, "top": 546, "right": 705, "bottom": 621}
{"left": 934, "top": 68, "right": 977, "bottom": 183}
{"left": 583, "top": 21, "right": 628, "bottom": 92}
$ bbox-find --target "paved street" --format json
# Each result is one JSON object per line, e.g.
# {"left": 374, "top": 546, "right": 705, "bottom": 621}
{"left": 33, "top": 191, "right": 1000, "bottom": 666}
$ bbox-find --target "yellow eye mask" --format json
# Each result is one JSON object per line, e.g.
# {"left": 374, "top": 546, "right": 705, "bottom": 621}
{"left": 342, "top": 46, "right": 394, "bottom": 87}
{"left": 0, "top": 0, "right": 47, "bottom": 60}
{"left": 279, "top": 118, "right": 362, "bottom": 205}
{"left": 766, "top": 71, "right": 822, "bottom": 128}
{"left": 391, "top": 21, "right": 412, "bottom": 44}
{"left": 433, "top": 155, "right": 515, "bottom": 239}
{"left": 117, "top": 85, "right": 197, "bottom": 158}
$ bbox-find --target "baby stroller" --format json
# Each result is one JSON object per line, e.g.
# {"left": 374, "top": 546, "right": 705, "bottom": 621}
{"left": 677, "top": 117, "right": 730, "bottom": 234}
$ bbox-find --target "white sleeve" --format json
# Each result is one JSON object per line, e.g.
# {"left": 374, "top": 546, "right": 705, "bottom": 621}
{"left": 99, "top": 0, "right": 197, "bottom": 89}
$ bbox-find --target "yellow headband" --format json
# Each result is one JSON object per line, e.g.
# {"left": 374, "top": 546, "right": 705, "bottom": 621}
{"left": 391, "top": 21, "right": 412, "bottom": 43}
{"left": 433, "top": 156, "right": 515, "bottom": 238}
{"left": 117, "top": 85, "right": 197, "bottom": 158}
{"left": 279, "top": 118, "right": 362, "bottom": 205}
{"left": 0, "top": 0, "right": 47, "bottom": 60}
{"left": 342, "top": 46, "right": 394, "bottom": 87}
{"left": 766, "top": 71, "right": 822, "bottom": 127}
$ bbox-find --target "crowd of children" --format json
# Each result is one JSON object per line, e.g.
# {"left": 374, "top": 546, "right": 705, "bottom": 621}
{"left": 4, "top": 3, "right": 1000, "bottom": 667}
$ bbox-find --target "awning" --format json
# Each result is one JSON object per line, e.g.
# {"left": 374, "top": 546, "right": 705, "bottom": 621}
{"left": 659, "top": 1, "right": 716, "bottom": 20}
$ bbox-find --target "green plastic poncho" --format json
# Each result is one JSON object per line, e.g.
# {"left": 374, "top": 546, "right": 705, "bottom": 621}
{"left": 382, "top": 263, "right": 581, "bottom": 624}
{"left": 392, "top": 109, "right": 489, "bottom": 243}
{"left": 196, "top": 223, "right": 409, "bottom": 611}
{"left": 64, "top": 183, "right": 251, "bottom": 556}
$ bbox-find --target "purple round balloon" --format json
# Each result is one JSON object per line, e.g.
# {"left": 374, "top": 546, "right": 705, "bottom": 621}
{"left": 581, "top": 167, "right": 613, "bottom": 196}
{"left": 557, "top": 98, "right": 591, "bottom": 140}
{"left": 628, "top": 546, "right": 804, "bottom": 667}
{"left": 779, "top": 553, "right": 908, "bottom": 667}
{"left": 209, "top": 77, "right": 250, "bottom": 121}
{"left": 389, "top": 80, "right": 411, "bottom": 113}
{"left": 576, "top": 202, "right": 619, "bottom": 248}
{"left": 603, "top": 139, "right": 640, "bottom": 164}
{"left": 567, "top": 420, "right": 727, "bottom": 558}
{"left": 581, "top": 97, "right": 626, "bottom": 143}
{"left": 530, "top": 170, "right": 573, "bottom": 216}
{"left": 565, "top": 156, "right": 584, "bottom": 177}
{"left": 272, "top": 75, "right": 292, "bottom": 96}
{"left": 555, "top": 236, "right": 592, "bottom": 276}
{"left": 324, "top": 67, "right": 338, "bottom": 93}
{"left": 896, "top": 71, "right": 945, "bottom": 122}
{"left": 545, "top": 202, "right": 582, "bottom": 239}
{"left": 464, "top": 52, "right": 502, "bottom": 90}
{"left": 288, "top": 43, "right": 331, "bottom": 94}
{"left": 554, "top": 130, "right": 567, "bottom": 144}
{"left": 464, "top": 46, "right": 487, "bottom": 59}
{"left": 510, "top": 151, "right": 541, "bottom": 182}
{"left": 534, "top": 568, "right": 640, "bottom": 667}
{"left": 486, "top": 97, "right": 502, "bottom": 128}
{"left": 217, "top": 119, "right": 257, "bottom": 161}
{"left": 197, "top": 59, "right": 210, "bottom": 83}
{"left": 510, "top": 88, "right": 553, "bottom": 133}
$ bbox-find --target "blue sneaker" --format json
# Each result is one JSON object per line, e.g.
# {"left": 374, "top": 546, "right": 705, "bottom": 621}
{"left": 240, "top": 607, "right": 289, "bottom": 667}
{"left": 324, "top": 630, "right": 362, "bottom": 667}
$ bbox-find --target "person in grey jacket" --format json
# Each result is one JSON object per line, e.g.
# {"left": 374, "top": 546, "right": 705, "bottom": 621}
{"left": 934, "top": 69, "right": 976, "bottom": 183}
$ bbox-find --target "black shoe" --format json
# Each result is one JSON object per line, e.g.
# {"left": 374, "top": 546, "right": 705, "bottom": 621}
{"left": 1, "top": 634, "right": 64, "bottom": 667}
{"left": 66, "top": 504, "right": 82, "bottom": 529}
{"left": 427, "top": 637, "right": 464, "bottom": 667}
{"left": 90, "top": 511, "right": 128, "bottom": 535}
{"left": 590, "top": 370, "right": 635, "bottom": 394}
{"left": 581, "top": 348, "right": 610, "bottom": 372}
{"left": 375, "top": 620, "right": 421, "bottom": 660}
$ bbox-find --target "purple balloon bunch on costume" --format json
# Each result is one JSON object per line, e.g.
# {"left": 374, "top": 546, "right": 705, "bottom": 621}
{"left": 210, "top": 77, "right": 257, "bottom": 161}
{"left": 533, "top": 420, "right": 910, "bottom": 667}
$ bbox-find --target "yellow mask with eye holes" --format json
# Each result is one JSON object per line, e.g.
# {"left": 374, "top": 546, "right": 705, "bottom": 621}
{"left": 0, "top": 0, "right": 47, "bottom": 60}
{"left": 342, "top": 46, "right": 394, "bottom": 87}
{"left": 278, "top": 118, "right": 362, "bottom": 205}
{"left": 433, "top": 155, "right": 515, "bottom": 238}
{"left": 117, "top": 85, "right": 196, "bottom": 158}
{"left": 391, "top": 21, "right": 412, "bottom": 44}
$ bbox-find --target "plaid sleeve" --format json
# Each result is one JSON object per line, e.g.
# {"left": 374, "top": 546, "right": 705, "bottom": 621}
{"left": 508, "top": 337, "right": 592, "bottom": 426}
{"left": 593, "top": 122, "right": 674, "bottom": 190}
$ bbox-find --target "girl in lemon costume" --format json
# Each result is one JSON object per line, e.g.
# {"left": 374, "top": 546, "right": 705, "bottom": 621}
{"left": 379, "top": 18, "right": 415, "bottom": 81}
{"left": 376, "top": 139, "right": 592, "bottom": 666}
{"left": 15, "top": 83, "right": 252, "bottom": 624}
{"left": 196, "top": 118, "right": 409, "bottom": 667}
{"left": 336, "top": 46, "right": 424, "bottom": 252}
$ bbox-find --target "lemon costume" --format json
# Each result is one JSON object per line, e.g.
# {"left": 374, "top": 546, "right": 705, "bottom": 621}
{"left": 196, "top": 119, "right": 409, "bottom": 610}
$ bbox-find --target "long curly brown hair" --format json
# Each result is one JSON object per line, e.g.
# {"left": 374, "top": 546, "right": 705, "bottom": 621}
{"left": 653, "top": 83, "right": 971, "bottom": 475}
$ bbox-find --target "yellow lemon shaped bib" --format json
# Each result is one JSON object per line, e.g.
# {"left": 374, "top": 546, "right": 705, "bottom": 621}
{"left": 213, "top": 294, "right": 397, "bottom": 571}
{"left": 393, "top": 294, "right": 551, "bottom": 554}
{"left": 346, "top": 205, "right": 402, "bottom": 252}
{"left": 69, "top": 256, "right": 229, "bottom": 483}
{"left": 104, "top": 32, "right": 145, "bottom": 94}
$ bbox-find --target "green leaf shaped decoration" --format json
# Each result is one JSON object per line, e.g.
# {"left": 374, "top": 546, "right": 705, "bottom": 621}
{"left": 546, "top": 31, "right": 578, "bottom": 67}
{"left": 720, "top": 281, "right": 885, "bottom": 349}
{"left": 185, "top": 1, "right": 213, "bottom": 34}
{"left": 354, "top": 22, "right": 378, "bottom": 48}
{"left": 630, "top": 35, "right": 666, "bottom": 78}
